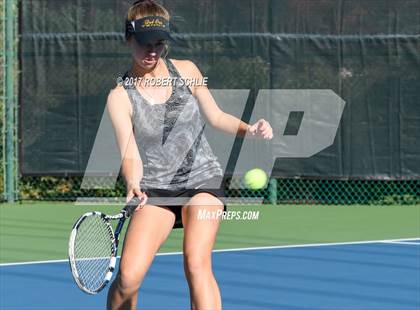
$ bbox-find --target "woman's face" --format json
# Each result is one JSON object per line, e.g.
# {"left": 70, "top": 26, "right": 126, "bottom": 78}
{"left": 131, "top": 38, "right": 166, "bottom": 70}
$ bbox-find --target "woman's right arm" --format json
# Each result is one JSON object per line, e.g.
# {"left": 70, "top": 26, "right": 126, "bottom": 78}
{"left": 106, "top": 88, "right": 147, "bottom": 203}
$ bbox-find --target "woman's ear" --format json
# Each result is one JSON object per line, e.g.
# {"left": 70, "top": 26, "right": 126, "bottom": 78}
{"left": 126, "top": 37, "right": 134, "bottom": 48}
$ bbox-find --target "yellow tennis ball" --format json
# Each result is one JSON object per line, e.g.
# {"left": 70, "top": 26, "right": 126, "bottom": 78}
{"left": 243, "top": 168, "right": 268, "bottom": 190}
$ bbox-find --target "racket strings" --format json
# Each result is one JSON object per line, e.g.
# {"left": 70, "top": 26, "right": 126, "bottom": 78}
{"left": 73, "top": 214, "right": 114, "bottom": 292}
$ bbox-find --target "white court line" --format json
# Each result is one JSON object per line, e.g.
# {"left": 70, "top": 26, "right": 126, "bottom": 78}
{"left": 1, "top": 237, "right": 419, "bottom": 267}
{"left": 380, "top": 241, "right": 420, "bottom": 246}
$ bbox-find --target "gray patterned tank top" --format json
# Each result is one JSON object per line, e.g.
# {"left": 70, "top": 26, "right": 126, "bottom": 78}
{"left": 122, "top": 58, "right": 223, "bottom": 190}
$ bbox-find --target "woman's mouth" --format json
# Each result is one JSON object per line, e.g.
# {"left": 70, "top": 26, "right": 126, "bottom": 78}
{"left": 143, "top": 58, "right": 157, "bottom": 65}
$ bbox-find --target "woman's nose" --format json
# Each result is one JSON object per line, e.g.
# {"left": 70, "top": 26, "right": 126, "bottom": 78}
{"left": 146, "top": 44, "right": 157, "bottom": 54}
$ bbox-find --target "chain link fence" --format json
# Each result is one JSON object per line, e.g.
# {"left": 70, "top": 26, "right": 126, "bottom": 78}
{"left": 18, "top": 175, "right": 420, "bottom": 205}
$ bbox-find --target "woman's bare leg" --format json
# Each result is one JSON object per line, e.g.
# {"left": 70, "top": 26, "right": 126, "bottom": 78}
{"left": 182, "top": 193, "right": 224, "bottom": 310}
{"left": 107, "top": 205, "right": 175, "bottom": 310}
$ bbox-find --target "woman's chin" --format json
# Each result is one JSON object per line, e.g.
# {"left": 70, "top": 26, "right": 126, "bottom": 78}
{"left": 133, "top": 58, "right": 160, "bottom": 71}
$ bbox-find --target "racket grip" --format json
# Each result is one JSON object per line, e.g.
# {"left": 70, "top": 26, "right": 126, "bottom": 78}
{"left": 124, "top": 196, "right": 144, "bottom": 218}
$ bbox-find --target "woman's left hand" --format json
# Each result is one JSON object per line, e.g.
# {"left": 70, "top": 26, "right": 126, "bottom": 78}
{"left": 247, "top": 119, "right": 273, "bottom": 140}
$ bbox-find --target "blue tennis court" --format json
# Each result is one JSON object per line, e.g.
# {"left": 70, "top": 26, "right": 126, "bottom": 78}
{"left": 1, "top": 239, "right": 419, "bottom": 310}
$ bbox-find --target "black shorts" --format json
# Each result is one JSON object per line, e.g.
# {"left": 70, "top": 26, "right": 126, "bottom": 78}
{"left": 144, "top": 176, "right": 227, "bottom": 229}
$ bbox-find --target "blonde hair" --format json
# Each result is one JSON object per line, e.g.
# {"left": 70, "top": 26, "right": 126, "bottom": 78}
{"left": 127, "top": 0, "right": 170, "bottom": 21}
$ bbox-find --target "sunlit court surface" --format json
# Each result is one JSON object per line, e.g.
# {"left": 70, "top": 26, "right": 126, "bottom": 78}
{"left": 1, "top": 0, "right": 420, "bottom": 309}
{"left": 1, "top": 203, "right": 419, "bottom": 309}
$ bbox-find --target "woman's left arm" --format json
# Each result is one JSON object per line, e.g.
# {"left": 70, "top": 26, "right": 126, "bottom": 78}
{"left": 184, "top": 60, "right": 273, "bottom": 140}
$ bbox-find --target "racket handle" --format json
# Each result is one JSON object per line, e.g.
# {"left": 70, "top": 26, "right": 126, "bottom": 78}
{"left": 123, "top": 196, "right": 144, "bottom": 218}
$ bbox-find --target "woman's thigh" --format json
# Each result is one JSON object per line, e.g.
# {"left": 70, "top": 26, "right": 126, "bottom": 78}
{"left": 182, "top": 193, "right": 224, "bottom": 254}
{"left": 118, "top": 204, "right": 176, "bottom": 282}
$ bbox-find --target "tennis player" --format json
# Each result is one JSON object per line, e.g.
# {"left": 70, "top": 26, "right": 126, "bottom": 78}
{"left": 106, "top": 1, "right": 273, "bottom": 309}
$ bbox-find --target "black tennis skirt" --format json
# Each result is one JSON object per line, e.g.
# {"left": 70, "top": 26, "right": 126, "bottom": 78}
{"left": 143, "top": 175, "right": 227, "bottom": 229}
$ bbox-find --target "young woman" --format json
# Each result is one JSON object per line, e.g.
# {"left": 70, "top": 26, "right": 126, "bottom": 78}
{"left": 106, "top": 1, "right": 273, "bottom": 309}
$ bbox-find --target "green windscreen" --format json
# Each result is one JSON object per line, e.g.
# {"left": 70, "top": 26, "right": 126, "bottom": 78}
{"left": 20, "top": 0, "right": 420, "bottom": 180}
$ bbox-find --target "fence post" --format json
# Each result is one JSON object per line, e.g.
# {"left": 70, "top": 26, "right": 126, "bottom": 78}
{"left": 268, "top": 178, "right": 277, "bottom": 205}
{"left": 4, "top": 0, "right": 17, "bottom": 202}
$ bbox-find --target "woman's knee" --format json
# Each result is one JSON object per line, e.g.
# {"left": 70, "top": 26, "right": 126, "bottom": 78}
{"left": 115, "top": 266, "right": 146, "bottom": 294}
{"left": 183, "top": 252, "right": 212, "bottom": 278}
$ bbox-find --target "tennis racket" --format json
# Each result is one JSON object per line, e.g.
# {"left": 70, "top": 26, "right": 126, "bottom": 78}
{"left": 68, "top": 196, "right": 144, "bottom": 295}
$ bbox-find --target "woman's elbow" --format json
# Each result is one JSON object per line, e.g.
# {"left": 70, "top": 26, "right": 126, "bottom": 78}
{"left": 208, "top": 111, "right": 224, "bottom": 128}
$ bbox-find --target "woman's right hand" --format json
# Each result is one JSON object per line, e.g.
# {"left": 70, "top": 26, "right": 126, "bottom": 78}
{"left": 126, "top": 186, "right": 148, "bottom": 212}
